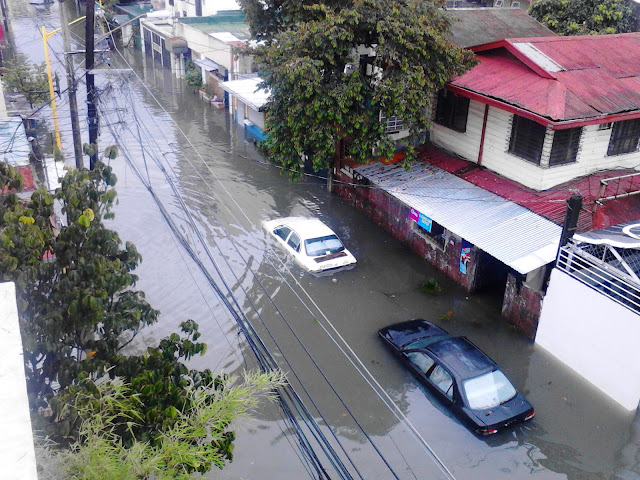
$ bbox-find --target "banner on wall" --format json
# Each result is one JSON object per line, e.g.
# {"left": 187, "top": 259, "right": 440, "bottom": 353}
{"left": 459, "top": 240, "right": 473, "bottom": 275}
{"left": 409, "top": 208, "right": 433, "bottom": 233}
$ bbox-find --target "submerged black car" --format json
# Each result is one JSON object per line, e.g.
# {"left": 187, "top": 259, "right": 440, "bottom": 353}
{"left": 378, "top": 319, "right": 534, "bottom": 435}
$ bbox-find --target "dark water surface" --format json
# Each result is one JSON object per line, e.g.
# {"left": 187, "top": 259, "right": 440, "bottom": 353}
{"left": 11, "top": 3, "right": 639, "bottom": 479}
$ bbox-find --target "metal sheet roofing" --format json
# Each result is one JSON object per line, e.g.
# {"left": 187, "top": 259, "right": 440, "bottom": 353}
{"left": 452, "top": 33, "right": 640, "bottom": 123}
{"left": 219, "top": 77, "right": 269, "bottom": 110}
{"left": 354, "top": 161, "right": 561, "bottom": 274}
{"left": 446, "top": 8, "right": 556, "bottom": 49}
{"left": 193, "top": 57, "right": 219, "bottom": 72}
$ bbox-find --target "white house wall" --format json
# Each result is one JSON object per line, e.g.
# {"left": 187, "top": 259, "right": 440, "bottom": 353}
{"left": 430, "top": 98, "right": 484, "bottom": 162}
{"left": 536, "top": 268, "right": 640, "bottom": 411}
{"left": 247, "top": 106, "right": 264, "bottom": 129}
{"left": 430, "top": 99, "right": 640, "bottom": 191}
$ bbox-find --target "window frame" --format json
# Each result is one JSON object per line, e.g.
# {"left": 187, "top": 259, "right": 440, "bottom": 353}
{"left": 435, "top": 90, "right": 470, "bottom": 133}
{"left": 287, "top": 232, "right": 301, "bottom": 252}
{"left": 429, "top": 364, "right": 455, "bottom": 400}
{"left": 274, "top": 226, "right": 292, "bottom": 242}
{"left": 412, "top": 220, "right": 446, "bottom": 250}
{"left": 607, "top": 119, "right": 640, "bottom": 156}
{"left": 549, "top": 127, "right": 582, "bottom": 166}
{"left": 508, "top": 115, "right": 546, "bottom": 165}
{"left": 405, "top": 350, "right": 436, "bottom": 375}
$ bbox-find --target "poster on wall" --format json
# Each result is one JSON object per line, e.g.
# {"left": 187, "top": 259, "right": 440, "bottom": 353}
{"left": 409, "top": 208, "right": 433, "bottom": 232}
{"left": 460, "top": 240, "right": 473, "bottom": 275}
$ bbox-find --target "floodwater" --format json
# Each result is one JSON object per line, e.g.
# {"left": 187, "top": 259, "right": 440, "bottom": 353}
{"left": 10, "top": 3, "right": 640, "bottom": 479}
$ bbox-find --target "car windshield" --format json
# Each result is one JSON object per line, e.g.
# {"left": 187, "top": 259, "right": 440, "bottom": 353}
{"left": 305, "top": 235, "right": 344, "bottom": 257}
{"left": 463, "top": 370, "right": 517, "bottom": 410}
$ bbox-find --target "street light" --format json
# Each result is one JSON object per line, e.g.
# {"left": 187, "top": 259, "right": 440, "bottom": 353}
{"left": 41, "top": 15, "right": 85, "bottom": 153}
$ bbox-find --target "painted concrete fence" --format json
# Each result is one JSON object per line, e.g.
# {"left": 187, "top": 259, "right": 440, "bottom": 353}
{"left": 536, "top": 268, "right": 640, "bottom": 411}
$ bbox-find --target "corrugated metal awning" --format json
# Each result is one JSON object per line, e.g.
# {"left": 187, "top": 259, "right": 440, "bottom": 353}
{"left": 193, "top": 58, "right": 219, "bottom": 72}
{"left": 219, "top": 77, "right": 269, "bottom": 110}
{"left": 354, "top": 162, "right": 562, "bottom": 275}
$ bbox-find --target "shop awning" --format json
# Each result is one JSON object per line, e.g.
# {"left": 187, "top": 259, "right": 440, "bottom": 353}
{"left": 219, "top": 77, "right": 269, "bottom": 111}
{"left": 354, "top": 161, "right": 562, "bottom": 275}
{"left": 193, "top": 58, "right": 219, "bottom": 72}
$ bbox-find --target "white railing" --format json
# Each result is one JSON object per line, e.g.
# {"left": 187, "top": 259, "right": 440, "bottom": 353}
{"left": 557, "top": 244, "right": 640, "bottom": 314}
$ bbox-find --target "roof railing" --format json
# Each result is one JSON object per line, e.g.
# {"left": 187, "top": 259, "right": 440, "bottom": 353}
{"left": 557, "top": 243, "right": 640, "bottom": 315}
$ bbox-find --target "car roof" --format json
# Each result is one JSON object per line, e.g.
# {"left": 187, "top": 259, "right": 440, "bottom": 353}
{"left": 266, "top": 217, "right": 337, "bottom": 239}
{"left": 424, "top": 336, "right": 496, "bottom": 380}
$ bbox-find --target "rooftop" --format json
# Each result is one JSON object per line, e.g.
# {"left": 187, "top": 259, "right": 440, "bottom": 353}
{"left": 418, "top": 144, "right": 640, "bottom": 233}
{"left": 179, "top": 11, "right": 250, "bottom": 40}
{"left": 450, "top": 33, "right": 640, "bottom": 125}
{"left": 447, "top": 8, "right": 555, "bottom": 48}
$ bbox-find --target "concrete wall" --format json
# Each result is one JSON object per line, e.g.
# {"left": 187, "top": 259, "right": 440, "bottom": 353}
{"left": 0, "top": 282, "right": 38, "bottom": 480}
{"left": 501, "top": 272, "right": 544, "bottom": 339}
{"left": 334, "top": 168, "right": 481, "bottom": 292}
{"left": 536, "top": 268, "right": 640, "bottom": 411}
{"left": 334, "top": 163, "right": 549, "bottom": 336}
{"left": 429, "top": 100, "right": 640, "bottom": 191}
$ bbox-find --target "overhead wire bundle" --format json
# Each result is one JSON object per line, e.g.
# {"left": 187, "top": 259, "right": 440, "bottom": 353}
{"left": 28, "top": 8, "right": 462, "bottom": 478}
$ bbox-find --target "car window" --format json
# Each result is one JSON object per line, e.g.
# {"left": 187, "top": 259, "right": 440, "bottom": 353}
{"left": 463, "top": 370, "right": 516, "bottom": 410}
{"left": 287, "top": 232, "right": 301, "bottom": 252}
{"left": 430, "top": 365, "right": 454, "bottom": 400}
{"left": 406, "top": 351, "right": 435, "bottom": 375}
{"left": 304, "top": 235, "right": 345, "bottom": 257}
{"left": 274, "top": 226, "right": 292, "bottom": 241}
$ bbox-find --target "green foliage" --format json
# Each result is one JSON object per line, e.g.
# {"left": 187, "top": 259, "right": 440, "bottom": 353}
{"left": 37, "top": 372, "right": 285, "bottom": 479}
{"left": 184, "top": 60, "right": 203, "bottom": 90}
{"left": 2, "top": 163, "right": 285, "bottom": 475}
{"left": 529, "top": 0, "right": 637, "bottom": 35}
{"left": 239, "top": 0, "right": 476, "bottom": 177}
{"left": 420, "top": 278, "right": 443, "bottom": 295}
{"left": 1, "top": 53, "right": 49, "bottom": 107}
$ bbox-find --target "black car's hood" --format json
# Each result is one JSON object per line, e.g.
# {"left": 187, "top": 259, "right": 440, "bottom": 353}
{"left": 468, "top": 393, "right": 533, "bottom": 429}
{"left": 378, "top": 319, "right": 448, "bottom": 349}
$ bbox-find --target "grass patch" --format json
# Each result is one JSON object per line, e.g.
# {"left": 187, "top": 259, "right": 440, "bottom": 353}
{"left": 420, "top": 279, "right": 443, "bottom": 295}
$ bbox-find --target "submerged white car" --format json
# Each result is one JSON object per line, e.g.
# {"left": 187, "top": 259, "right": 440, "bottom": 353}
{"left": 263, "top": 217, "right": 357, "bottom": 273}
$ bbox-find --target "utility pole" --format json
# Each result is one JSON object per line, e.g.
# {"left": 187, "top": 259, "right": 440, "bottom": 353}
{"left": 60, "top": 0, "right": 84, "bottom": 169}
{"left": 559, "top": 193, "right": 583, "bottom": 249}
{"left": 85, "top": 0, "right": 98, "bottom": 169}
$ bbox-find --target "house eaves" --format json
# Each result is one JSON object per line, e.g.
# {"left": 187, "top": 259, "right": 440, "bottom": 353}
{"left": 450, "top": 33, "right": 640, "bottom": 128}
{"left": 219, "top": 77, "right": 269, "bottom": 110}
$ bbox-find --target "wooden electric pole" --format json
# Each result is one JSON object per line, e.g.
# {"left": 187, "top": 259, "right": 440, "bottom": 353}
{"left": 59, "top": 0, "right": 84, "bottom": 169}
{"left": 560, "top": 193, "right": 583, "bottom": 248}
{"left": 85, "top": 0, "right": 98, "bottom": 169}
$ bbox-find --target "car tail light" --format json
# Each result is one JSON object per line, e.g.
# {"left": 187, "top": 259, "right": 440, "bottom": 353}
{"left": 477, "top": 428, "right": 498, "bottom": 436}
{"left": 524, "top": 410, "right": 535, "bottom": 421}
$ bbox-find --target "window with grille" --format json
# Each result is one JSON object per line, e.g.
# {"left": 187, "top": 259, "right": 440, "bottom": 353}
{"left": 380, "top": 115, "right": 405, "bottom": 134}
{"left": 435, "top": 90, "right": 470, "bottom": 132}
{"left": 508, "top": 115, "right": 546, "bottom": 164}
{"left": 607, "top": 119, "right": 640, "bottom": 156}
{"left": 549, "top": 127, "right": 581, "bottom": 166}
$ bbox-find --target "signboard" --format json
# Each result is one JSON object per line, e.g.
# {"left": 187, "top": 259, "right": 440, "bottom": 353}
{"left": 409, "top": 208, "right": 432, "bottom": 232}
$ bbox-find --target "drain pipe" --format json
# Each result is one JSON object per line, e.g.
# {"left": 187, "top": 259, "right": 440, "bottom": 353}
{"left": 477, "top": 104, "right": 489, "bottom": 165}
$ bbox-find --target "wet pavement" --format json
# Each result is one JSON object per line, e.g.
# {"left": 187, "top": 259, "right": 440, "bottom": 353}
{"left": 9, "top": 3, "right": 640, "bottom": 479}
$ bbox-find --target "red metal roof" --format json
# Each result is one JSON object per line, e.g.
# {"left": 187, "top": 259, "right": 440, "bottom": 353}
{"left": 451, "top": 33, "right": 640, "bottom": 127}
{"left": 418, "top": 145, "right": 640, "bottom": 233}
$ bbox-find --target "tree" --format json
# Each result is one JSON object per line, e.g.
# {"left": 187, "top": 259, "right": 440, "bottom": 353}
{"left": 529, "top": 0, "right": 637, "bottom": 36}
{"left": 184, "top": 60, "right": 203, "bottom": 90}
{"left": 1, "top": 162, "right": 158, "bottom": 405}
{"left": 1, "top": 54, "right": 50, "bottom": 107}
{"left": 1, "top": 161, "right": 282, "bottom": 475}
{"left": 237, "top": 0, "right": 476, "bottom": 176}
{"left": 52, "top": 372, "right": 283, "bottom": 480}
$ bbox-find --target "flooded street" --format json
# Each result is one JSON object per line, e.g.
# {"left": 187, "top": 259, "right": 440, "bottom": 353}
{"left": 9, "top": 3, "right": 640, "bottom": 479}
